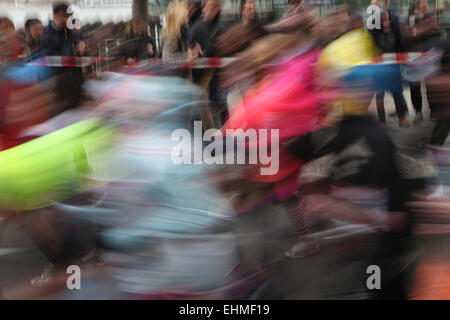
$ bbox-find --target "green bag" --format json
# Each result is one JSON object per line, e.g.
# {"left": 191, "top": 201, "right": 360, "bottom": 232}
{"left": 0, "top": 118, "right": 117, "bottom": 211}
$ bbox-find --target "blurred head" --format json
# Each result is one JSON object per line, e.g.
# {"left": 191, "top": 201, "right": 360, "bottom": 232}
{"left": 25, "top": 19, "right": 43, "bottom": 40}
{"left": 165, "top": 0, "right": 189, "bottom": 38}
{"left": 130, "top": 19, "right": 147, "bottom": 37}
{"left": 287, "top": 0, "right": 302, "bottom": 10}
{"left": 409, "top": 1, "right": 419, "bottom": 15}
{"left": 241, "top": 0, "right": 255, "bottom": 22}
{"left": 188, "top": 0, "right": 202, "bottom": 19}
{"left": 202, "top": 0, "right": 221, "bottom": 22}
{"left": 373, "top": 0, "right": 386, "bottom": 9}
{"left": 371, "top": 0, "right": 388, "bottom": 5}
{"left": 52, "top": 2, "right": 69, "bottom": 29}
{"left": 0, "top": 17, "right": 15, "bottom": 37}
{"left": 419, "top": 0, "right": 428, "bottom": 11}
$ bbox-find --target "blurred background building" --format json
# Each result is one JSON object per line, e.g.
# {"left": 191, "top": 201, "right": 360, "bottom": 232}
{"left": 3, "top": 0, "right": 450, "bottom": 23}
{"left": 1, "top": 0, "right": 450, "bottom": 46}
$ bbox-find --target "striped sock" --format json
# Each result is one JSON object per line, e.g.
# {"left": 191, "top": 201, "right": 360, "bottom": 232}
{"left": 284, "top": 197, "right": 310, "bottom": 235}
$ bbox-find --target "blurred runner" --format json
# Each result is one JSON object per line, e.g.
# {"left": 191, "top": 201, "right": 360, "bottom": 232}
{"left": 222, "top": 8, "right": 331, "bottom": 259}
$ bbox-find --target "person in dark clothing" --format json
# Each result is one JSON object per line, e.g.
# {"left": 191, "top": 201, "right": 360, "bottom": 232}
{"left": 187, "top": 0, "right": 225, "bottom": 129}
{"left": 178, "top": 0, "right": 202, "bottom": 59}
{"left": 369, "top": 1, "right": 409, "bottom": 128}
{"left": 215, "top": 0, "right": 264, "bottom": 57}
{"left": 404, "top": 0, "right": 441, "bottom": 123}
{"left": 287, "top": 115, "right": 419, "bottom": 299}
{"left": 425, "top": 47, "right": 450, "bottom": 145}
{"left": 188, "top": 0, "right": 224, "bottom": 59}
{"left": 214, "top": 0, "right": 265, "bottom": 124}
{"left": 187, "top": 0, "right": 202, "bottom": 29}
{"left": 124, "top": 18, "right": 156, "bottom": 64}
{"left": 42, "top": 2, "right": 86, "bottom": 113}
{"left": 42, "top": 2, "right": 85, "bottom": 56}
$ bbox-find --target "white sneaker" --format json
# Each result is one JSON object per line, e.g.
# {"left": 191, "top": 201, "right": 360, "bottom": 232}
{"left": 30, "top": 263, "right": 56, "bottom": 287}
{"left": 284, "top": 238, "right": 320, "bottom": 259}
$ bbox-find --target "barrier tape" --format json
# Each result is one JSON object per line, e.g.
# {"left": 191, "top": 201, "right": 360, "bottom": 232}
{"left": 370, "top": 52, "right": 426, "bottom": 64}
{"left": 28, "top": 56, "right": 109, "bottom": 67}
{"left": 26, "top": 52, "right": 431, "bottom": 68}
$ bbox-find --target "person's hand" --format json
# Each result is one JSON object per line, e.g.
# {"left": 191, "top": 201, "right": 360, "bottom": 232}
{"left": 127, "top": 57, "right": 136, "bottom": 65}
{"left": 187, "top": 43, "right": 202, "bottom": 64}
{"left": 187, "top": 48, "right": 196, "bottom": 64}
{"left": 77, "top": 40, "right": 86, "bottom": 55}
{"left": 146, "top": 43, "right": 154, "bottom": 56}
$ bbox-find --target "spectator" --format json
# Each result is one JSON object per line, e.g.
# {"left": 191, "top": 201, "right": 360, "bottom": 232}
{"left": 161, "top": 0, "right": 189, "bottom": 59}
{"left": 369, "top": 0, "right": 409, "bottom": 128}
{"left": 216, "top": 0, "right": 264, "bottom": 57}
{"left": 215, "top": 0, "right": 265, "bottom": 123}
{"left": 187, "top": 0, "right": 225, "bottom": 129}
{"left": 24, "top": 18, "right": 43, "bottom": 56}
{"left": 188, "top": 0, "right": 223, "bottom": 59}
{"left": 42, "top": 2, "right": 86, "bottom": 56}
{"left": 186, "top": 0, "right": 202, "bottom": 31}
{"left": 404, "top": 0, "right": 441, "bottom": 123}
{"left": 283, "top": 0, "right": 308, "bottom": 18}
{"left": 181, "top": 0, "right": 202, "bottom": 56}
{"left": 42, "top": 2, "right": 86, "bottom": 113}
{"left": 0, "top": 17, "right": 25, "bottom": 63}
{"left": 241, "top": 0, "right": 256, "bottom": 25}
{"left": 124, "top": 18, "right": 156, "bottom": 64}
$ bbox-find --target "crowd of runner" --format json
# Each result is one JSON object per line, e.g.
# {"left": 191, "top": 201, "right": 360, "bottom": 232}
{"left": 1, "top": 0, "right": 450, "bottom": 299}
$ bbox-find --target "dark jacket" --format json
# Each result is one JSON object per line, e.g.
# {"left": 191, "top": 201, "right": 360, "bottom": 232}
{"left": 125, "top": 33, "right": 156, "bottom": 61}
{"left": 405, "top": 10, "right": 441, "bottom": 52}
{"left": 189, "top": 7, "right": 202, "bottom": 29}
{"left": 188, "top": 16, "right": 224, "bottom": 57}
{"left": 182, "top": 6, "right": 201, "bottom": 48}
{"left": 27, "top": 37, "right": 42, "bottom": 56}
{"left": 369, "top": 9, "right": 404, "bottom": 53}
{"left": 42, "top": 22, "right": 83, "bottom": 56}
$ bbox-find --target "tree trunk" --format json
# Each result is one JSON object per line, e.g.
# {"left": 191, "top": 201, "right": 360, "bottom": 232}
{"left": 133, "top": 0, "right": 149, "bottom": 21}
